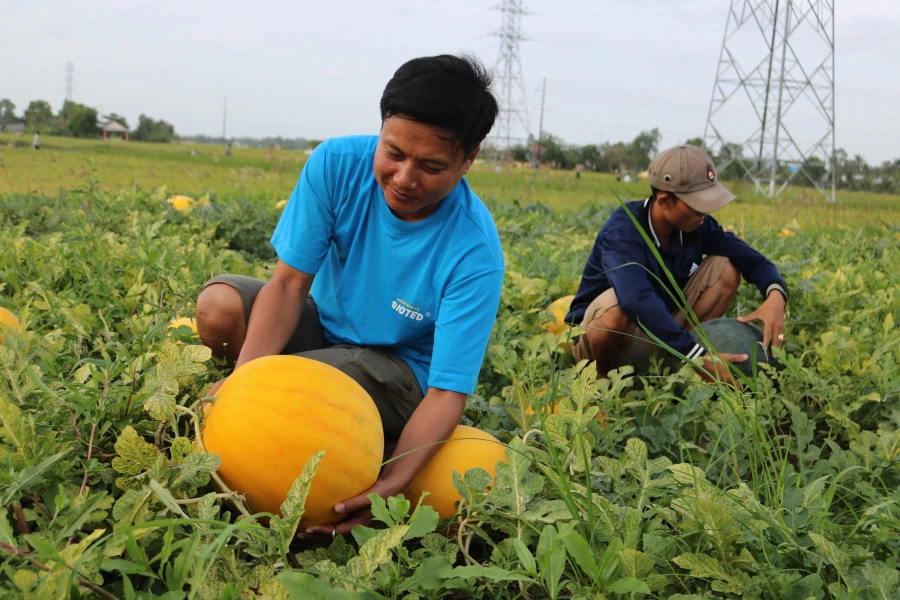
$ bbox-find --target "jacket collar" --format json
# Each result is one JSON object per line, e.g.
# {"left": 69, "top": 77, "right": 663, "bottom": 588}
{"left": 642, "top": 196, "right": 683, "bottom": 248}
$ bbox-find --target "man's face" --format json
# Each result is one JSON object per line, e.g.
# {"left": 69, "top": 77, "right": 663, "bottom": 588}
{"left": 373, "top": 116, "right": 478, "bottom": 222}
{"left": 665, "top": 196, "right": 708, "bottom": 232}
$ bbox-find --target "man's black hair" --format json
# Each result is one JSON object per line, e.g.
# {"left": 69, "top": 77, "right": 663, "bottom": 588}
{"left": 380, "top": 54, "right": 499, "bottom": 157}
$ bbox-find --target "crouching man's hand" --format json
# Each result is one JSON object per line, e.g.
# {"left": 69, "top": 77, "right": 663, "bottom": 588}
{"left": 697, "top": 352, "right": 748, "bottom": 387}
{"left": 738, "top": 292, "right": 786, "bottom": 349}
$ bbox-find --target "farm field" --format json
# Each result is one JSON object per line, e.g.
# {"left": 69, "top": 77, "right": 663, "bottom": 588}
{"left": 3, "top": 132, "right": 900, "bottom": 230}
{"left": 0, "top": 139, "right": 899, "bottom": 598}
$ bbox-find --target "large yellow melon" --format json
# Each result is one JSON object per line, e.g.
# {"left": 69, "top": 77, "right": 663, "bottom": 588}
{"left": 404, "top": 425, "right": 506, "bottom": 519}
{"left": 202, "top": 355, "right": 384, "bottom": 528}
{"left": 0, "top": 307, "right": 21, "bottom": 345}
{"left": 540, "top": 295, "right": 575, "bottom": 336}
{"left": 167, "top": 195, "right": 195, "bottom": 214}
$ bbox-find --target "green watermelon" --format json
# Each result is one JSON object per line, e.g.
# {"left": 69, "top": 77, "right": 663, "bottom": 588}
{"left": 690, "top": 318, "right": 778, "bottom": 377}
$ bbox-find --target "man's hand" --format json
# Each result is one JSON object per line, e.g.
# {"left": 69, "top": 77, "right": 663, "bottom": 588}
{"left": 698, "top": 352, "right": 748, "bottom": 386}
{"left": 737, "top": 292, "right": 786, "bottom": 348}
{"left": 303, "top": 388, "right": 466, "bottom": 542}
{"left": 303, "top": 478, "right": 405, "bottom": 540}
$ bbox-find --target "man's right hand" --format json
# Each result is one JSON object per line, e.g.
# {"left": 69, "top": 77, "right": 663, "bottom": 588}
{"left": 697, "top": 352, "right": 748, "bottom": 386}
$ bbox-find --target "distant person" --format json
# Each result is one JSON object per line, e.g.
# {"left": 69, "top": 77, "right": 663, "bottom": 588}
{"left": 567, "top": 144, "right": 787, "bottom": 382}
{"left": 32, "top": 131, "right": 40, "bottom": 150}
{"left": 225, "top": 142, "right": 232, "bottom": 156}
{"left": 195, "top": 54, "right": 503, "bottom": 539}
{"left": 623, "top": 173, "right": 632, "bottom": 184}
{"left": 191, "top": 149, "right": 197, "bottom": 156}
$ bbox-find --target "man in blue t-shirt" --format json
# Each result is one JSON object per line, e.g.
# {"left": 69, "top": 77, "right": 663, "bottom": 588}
{"left": 195, "top": 54, "right": 503, "bottom": 538}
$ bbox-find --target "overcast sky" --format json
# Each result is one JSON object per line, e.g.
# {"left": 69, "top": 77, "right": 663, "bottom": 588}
{"left": 2, "top": 0, "right": 898, "bottom": 162}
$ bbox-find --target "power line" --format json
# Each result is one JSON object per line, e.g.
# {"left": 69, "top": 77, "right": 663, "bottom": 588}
{"left": 0, "top": 0, "right": 39, "bottom": 16}
{"left": 0, "top": 0, "right": 169, "bottom": 48}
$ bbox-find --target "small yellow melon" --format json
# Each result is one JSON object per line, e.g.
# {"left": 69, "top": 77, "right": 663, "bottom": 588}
{"left": 167, "top": 317, "right": 198, "bottom": 338}
{"left": 404, "top": 426, "right": 506, "bottom": 519}
{"left": 167, "top": 195, "right": 195, "bottom": 214}
{"left": 540, "top": 295, "right": 575, "bottom": 336}
{"left": 0, "top": 307, "right": 21, "bottom": 345}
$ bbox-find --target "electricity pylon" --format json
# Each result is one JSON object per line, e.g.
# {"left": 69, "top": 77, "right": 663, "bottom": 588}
{"left": 491, "top": 0, "right": 532, "bottom": 159}
{"left": 703, "top": 0, "right": 836, "bottom": 201}
{"left": 65, "top": 62, "right": 74, "bottom": 102}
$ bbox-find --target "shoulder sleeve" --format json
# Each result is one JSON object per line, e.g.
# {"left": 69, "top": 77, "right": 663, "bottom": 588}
{"left": 602, "top": 230, "right": 702, "bottom": 358}
{"left": 270, "top": 143, "right": 335, "bottom": 275}
{"left": 701, "top": 218, "right": 787, "bottom": 301}
{"left": 427, "top": 263, "right": 505, "bottom": 394}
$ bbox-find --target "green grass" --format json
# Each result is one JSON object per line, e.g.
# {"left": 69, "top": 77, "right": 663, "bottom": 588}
{"left": 3, "top": 132, "right": 899, "bottom": 233}
{"left": 0, "top": 132, "right": 304, "bottom": 200}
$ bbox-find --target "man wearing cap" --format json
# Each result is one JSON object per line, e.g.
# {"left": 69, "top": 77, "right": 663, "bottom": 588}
{"left": 566, "top": 144, "right": 787, "bottom": 380}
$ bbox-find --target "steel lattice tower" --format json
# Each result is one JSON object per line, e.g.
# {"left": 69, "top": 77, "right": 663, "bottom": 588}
{"left": 703, "top": 0, "right": 835, "bottom": 201}
{"left": 492, "top": 0, "right": 531, "bottom": 157}
{"left": 65, "top": 62, "right": 74, "bottom": 102}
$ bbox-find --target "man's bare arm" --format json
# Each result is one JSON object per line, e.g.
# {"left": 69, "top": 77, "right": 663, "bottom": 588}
{"left": 235, "top": 260, "right": 315, "bottom": 369}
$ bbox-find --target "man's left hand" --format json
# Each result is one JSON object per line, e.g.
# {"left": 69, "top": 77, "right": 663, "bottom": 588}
{"left": 737, "top": 292, "right": 786, "bottom": 349}
{"left": 303, "top": 478, "right": 403, "bottom": 540}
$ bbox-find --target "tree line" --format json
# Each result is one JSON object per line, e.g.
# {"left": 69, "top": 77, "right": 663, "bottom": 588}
{"left": 0, "top": 98, "right": 177, "bottom": 143}
{"left": 503, "top": 129, "right": 900, "bottom": 193}
{"left": 182, "top": 134, "right": 321, "bottom": 150}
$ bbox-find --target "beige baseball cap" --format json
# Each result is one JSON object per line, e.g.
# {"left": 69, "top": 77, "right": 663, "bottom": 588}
{"left": 648, "top": 145, "right": 736, "bottom": 213}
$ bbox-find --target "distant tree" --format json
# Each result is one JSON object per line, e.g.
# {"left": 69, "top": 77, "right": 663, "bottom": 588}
{"left": 102, "top": 113, "right": 129, "bottom": 129}
{"left": 510, "top": 143, "right": 529, "bottom": 162}
{"left": 579, "top": 144, "right": 601, "bottom": 171}
{"left": 796, "top": 156, "right": 827, "bottom": 188}
{"left": 831, "top": 148, "right": 848, "bottom": 186}
{"left": 24, "top": 100, "right": 54, "bottom": 131}
{"left": 848, "top": 154, "right": 871, "bottom": 191}
{"left": 66, "top": 104, "right": 99, "bottom": 138}
{"left": 600, "top": 141, "right": 629, "bottom": 173}
{"left": 308, "top": 139, "right": 323, "bottom": 150}
{"left": 132, "top": 114, "right": 177, "bottom": 143}
{"left": 627, "top": 128, "right": 661, "bottom": 170}
{"left": 0, "top": 99, "right": 17, "bottom": 124}
{"left": 711, "top": 142, "right": 744, "bottom": 181}
{"left": 537, "top": 133, "right": 572, "bottom": 168}
{"left": 684, "top": 137, "right": 705, "bottom": 149}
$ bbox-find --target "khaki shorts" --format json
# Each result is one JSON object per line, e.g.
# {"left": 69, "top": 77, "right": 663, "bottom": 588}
{"left": 571, "top": 256, "right": 730, "bottom": 363}
{"left": 202, "top": 275, "right": 424, "bottom": 440}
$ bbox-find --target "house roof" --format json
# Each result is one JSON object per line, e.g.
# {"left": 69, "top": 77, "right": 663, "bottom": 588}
{"left": 102, "top": 121, "right": 128, "bottom": 132}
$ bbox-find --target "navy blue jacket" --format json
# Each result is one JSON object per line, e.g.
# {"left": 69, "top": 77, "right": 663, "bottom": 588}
{"left": 566, "top": 198, "right": 786, "bottom": 360}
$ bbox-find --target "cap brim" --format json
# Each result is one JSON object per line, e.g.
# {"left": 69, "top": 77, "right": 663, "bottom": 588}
{"left": 678, "top": 182, "right": 736, "bottom": 213}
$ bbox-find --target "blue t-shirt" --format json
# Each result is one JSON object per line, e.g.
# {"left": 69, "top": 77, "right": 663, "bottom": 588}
{"left": 271, "top": 135, "right": 505, "bottom": 395}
